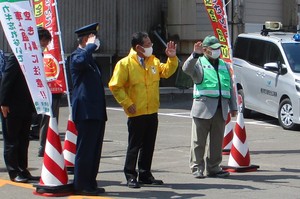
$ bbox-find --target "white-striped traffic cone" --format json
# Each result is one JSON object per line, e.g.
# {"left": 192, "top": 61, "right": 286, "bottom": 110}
{"left": 63, "top": 115, "right": 78, "bottom": 174}
{"left": 222, "top": 112, "right": 233, "bottom": 155}
{"left": 221, "top": 112, "right": 259, "bottom": 172}
{"left": 33, "top": 117, "right": 72, "bottom": 196}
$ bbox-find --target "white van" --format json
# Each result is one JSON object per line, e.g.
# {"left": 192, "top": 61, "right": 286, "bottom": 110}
{"left": 233, "top": 23, "right": 300, "bottom": 130}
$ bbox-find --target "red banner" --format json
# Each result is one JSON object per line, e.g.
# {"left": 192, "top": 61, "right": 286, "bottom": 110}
{"left": 31, "top": 0, "right": 66, "bottom": 93}
{"left": 203, "top": 0, "right": 231, "bottom": 63}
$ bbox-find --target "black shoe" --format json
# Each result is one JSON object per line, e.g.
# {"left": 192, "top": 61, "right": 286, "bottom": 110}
{"left": 74, "top": 187, "right": 105, "bottom": 196}
{"left": 11, "top": 175, "right": 28, "bottom": 183}
{"left": 21, "top": 171, "right": 40, "bottom": 181}
{"left": 207, "top": 170, "right": 230, "bottom": 178}
{"left": 27, "top": 174, "right": 40, "bottom": 181}
{"left": 127, "top": 178, "right": 140, "bottom": 188}
{"left": 29, "top": 134, "right": 39, "bottom": 140}
{"left": 139, "top": 176, "right": 164, "bottom": 185}
{"left": 38, "top": 150, "right": 44, "bottom": 157}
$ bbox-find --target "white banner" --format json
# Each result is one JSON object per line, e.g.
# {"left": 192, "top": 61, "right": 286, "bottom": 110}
{"left": 0, "top": 0, "right": 51, "bottom": 116}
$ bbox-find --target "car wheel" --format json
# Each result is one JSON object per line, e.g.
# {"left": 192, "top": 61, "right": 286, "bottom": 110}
{"left": 278, "top": 98, "right": 299, "bottom": 130}
{"left": 237, "top": 89, "right": 251, "bottom": 118}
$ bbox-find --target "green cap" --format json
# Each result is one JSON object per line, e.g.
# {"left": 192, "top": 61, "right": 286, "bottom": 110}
{"left": 202, "top": 35, "right": 221, "bottom": 49}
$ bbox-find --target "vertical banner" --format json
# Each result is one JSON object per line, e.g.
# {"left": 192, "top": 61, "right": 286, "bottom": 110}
{"left": 203, "top": 0, "right": 231, "bottom": 63}
{"left": 31, "top": 0, "right": 66, "bottom": 94}
{"left": 0, "top": 0, "right": 51, "bottom": 115}
{"left": 204, "top": 0, "right": 240, "bottom": 111}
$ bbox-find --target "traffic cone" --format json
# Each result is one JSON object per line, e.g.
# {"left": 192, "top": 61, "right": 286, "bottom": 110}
{"left": 63, "top": 115, "right": 78, "bottom": 174}
{"left": 33, "top": 117, "right": 73, "bottom": 196}
{"left": 222, "top": 112, "right": 233, "bottom": 155}
{"left": 221, "top": 112, "right": 259, "bottom": 172}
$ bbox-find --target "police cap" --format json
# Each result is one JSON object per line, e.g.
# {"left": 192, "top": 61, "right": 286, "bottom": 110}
{"left": 74, "top": 22, "right": 99, "bottom": 37}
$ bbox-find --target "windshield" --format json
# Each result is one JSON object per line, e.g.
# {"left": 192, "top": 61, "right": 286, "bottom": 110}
{"left": 282, "top": 43, "right": 300, "bottom": 73}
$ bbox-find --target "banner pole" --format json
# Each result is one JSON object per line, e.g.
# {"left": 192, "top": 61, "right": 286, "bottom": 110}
{"left": 222, "top": 0, "right": 240, "bottom": 113}
{"left": 222, "top": 0, "right": 232, "bottom": 61}
{"left": 53, "top": 0, "right": 72, "bottom": 114}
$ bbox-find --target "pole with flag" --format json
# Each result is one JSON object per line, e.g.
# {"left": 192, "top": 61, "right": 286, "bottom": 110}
{"left": 203, "top": 0, "right": 259, "bottom": 172}
{"left": 52, "top": 0, "right": 78, "bottom": 174}
{"left": 31, "top": 0, "right": 77, "bottom": 174}
{"left": 203, "top": 0, "right": 235, "bottom": 155}
{"left": 30, "top": 0, "right": 74, "bottom": 195}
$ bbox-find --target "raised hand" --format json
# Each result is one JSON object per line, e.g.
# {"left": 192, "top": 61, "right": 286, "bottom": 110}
{"left": 165, "top": 41, "right": 177, "bottom": 58}
{"left": 86, "top": 34, "right": 96, "bottom": 44}
{"left": 194, "top": 41, "right": 204, "bottom": 54}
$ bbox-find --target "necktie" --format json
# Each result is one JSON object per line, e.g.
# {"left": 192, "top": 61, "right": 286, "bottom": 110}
{"left": 140, "top": 58, "right": 145, "bottom": 68}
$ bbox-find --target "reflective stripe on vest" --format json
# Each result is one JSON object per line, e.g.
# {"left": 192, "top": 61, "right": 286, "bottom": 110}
{"left": 193, "top": 57, "right": 231, "bottom": 99}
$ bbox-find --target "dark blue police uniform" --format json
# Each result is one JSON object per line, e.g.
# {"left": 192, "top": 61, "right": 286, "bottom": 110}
{"left": 70, "top": 23, "right": 107, "bottom": 193}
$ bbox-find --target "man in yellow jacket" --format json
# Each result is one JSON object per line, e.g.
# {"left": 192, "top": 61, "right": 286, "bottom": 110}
{"left": 109, "top": 31, "right": 178, "bottom": 188}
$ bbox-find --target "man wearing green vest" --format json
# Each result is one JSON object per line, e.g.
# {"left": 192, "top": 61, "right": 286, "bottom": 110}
{"left": 182, "top": 35, "right": 237, "bottom": 178}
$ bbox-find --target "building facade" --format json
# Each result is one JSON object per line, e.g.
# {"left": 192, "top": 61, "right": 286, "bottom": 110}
{"left": 168, "top": 0, "right": 298, "bottom": 54}
{"left": 0, "top": 0, "right": 299, "bottom": 87}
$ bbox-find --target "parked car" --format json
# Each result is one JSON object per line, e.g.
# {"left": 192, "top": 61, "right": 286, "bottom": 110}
{"left": 232, "top": 22, "right": 300, "bottom": 130}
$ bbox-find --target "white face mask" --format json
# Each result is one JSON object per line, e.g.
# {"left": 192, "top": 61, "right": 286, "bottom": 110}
{"left": 142, "top": 46, "right": 153, "bottom": 57}
{"left": 94, "top": 38, "right": 100, "bottom": 51}
{"left": 210, "top": 49, "right": 221, "bottom": 59}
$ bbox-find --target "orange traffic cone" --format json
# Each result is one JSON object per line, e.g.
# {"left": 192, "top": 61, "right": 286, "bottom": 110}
{"left": 63, "top": 115, "right": 78, "bottom": 174}
{"left": 33, "top": 117, "right": 73, "bottom": 196}
{"left": 222, "top": 112, "right": 233, "bottom": 155}
{"left": 221, "top": 112, "right": 259, "bottom": 172}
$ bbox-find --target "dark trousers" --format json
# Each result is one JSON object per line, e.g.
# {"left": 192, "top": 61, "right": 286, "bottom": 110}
{"left": 73, "top": 119, "right": 105, "bottom": 191}
{"left": 3, "top": 114, "right": 31, "bottom": 179}
{"left": 0, "top": 112, "right": 7, "bottom": 136}
{"left": 124, "top": 113, "right": 158, "bottom": 181}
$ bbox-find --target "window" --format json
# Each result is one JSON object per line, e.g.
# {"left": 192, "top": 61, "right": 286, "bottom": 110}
{"left": 247, "top": 39, "right": 266, "bottom": 68}
{"left": 283, "top": 43, "right": 300, "bottom": 73}
{"left": 233, "top": 37, "right": 250, "bottom": 60}
{"left": 266, "top": 42, "right": 284, "bottom": 64}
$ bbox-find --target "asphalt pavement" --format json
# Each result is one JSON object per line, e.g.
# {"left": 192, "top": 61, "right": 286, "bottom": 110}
{"left": 0, "top": 89, "right": 300, "bottom": 199}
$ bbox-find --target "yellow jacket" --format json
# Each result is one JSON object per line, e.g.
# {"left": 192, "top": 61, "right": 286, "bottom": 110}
{"left": 109, "top": 48, "right": 178, "bottom": 117}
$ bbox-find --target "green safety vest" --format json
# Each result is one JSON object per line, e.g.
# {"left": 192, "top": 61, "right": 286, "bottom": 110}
{"left": 193, "top": 56, "right": 231, "bottom": 99}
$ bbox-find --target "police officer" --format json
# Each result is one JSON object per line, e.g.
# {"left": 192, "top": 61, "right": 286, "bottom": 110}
{"left": 70, "top": 22, "right": 107, "bottom": 196}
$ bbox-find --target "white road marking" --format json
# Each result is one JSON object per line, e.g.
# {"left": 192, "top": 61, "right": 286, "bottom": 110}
{"left": 107, "top": 107, "right": 278, "bottom": 127}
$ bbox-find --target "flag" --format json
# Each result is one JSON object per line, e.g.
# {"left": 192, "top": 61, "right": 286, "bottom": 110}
{"left": 31, "top": 0, "right": 66, "bottom": 94}
{"left": 0, "top": 0, "right": 51, "bottom": 115}
{"left": 203, "top": 0, "right": 232, "bottom": 63}
{"left": 203, "top": 0, "right": 240, "bottom": 110}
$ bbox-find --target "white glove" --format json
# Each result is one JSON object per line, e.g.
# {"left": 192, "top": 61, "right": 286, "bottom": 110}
{"left": 95, "top": 38, "right": 100, "bottom": 51}
{"left": 86, "top": 34, "right": 96, "bottom": 45}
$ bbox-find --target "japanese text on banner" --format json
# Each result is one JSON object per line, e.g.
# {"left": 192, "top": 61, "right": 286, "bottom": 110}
{"left": 203, "top": 0, "right": 231, "bottom": 63}
{"left": 32, "top": 0, "right": 66, "bottom": 94}
{"left": 0, "top": 0, "right": 51, "bottom": 115}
